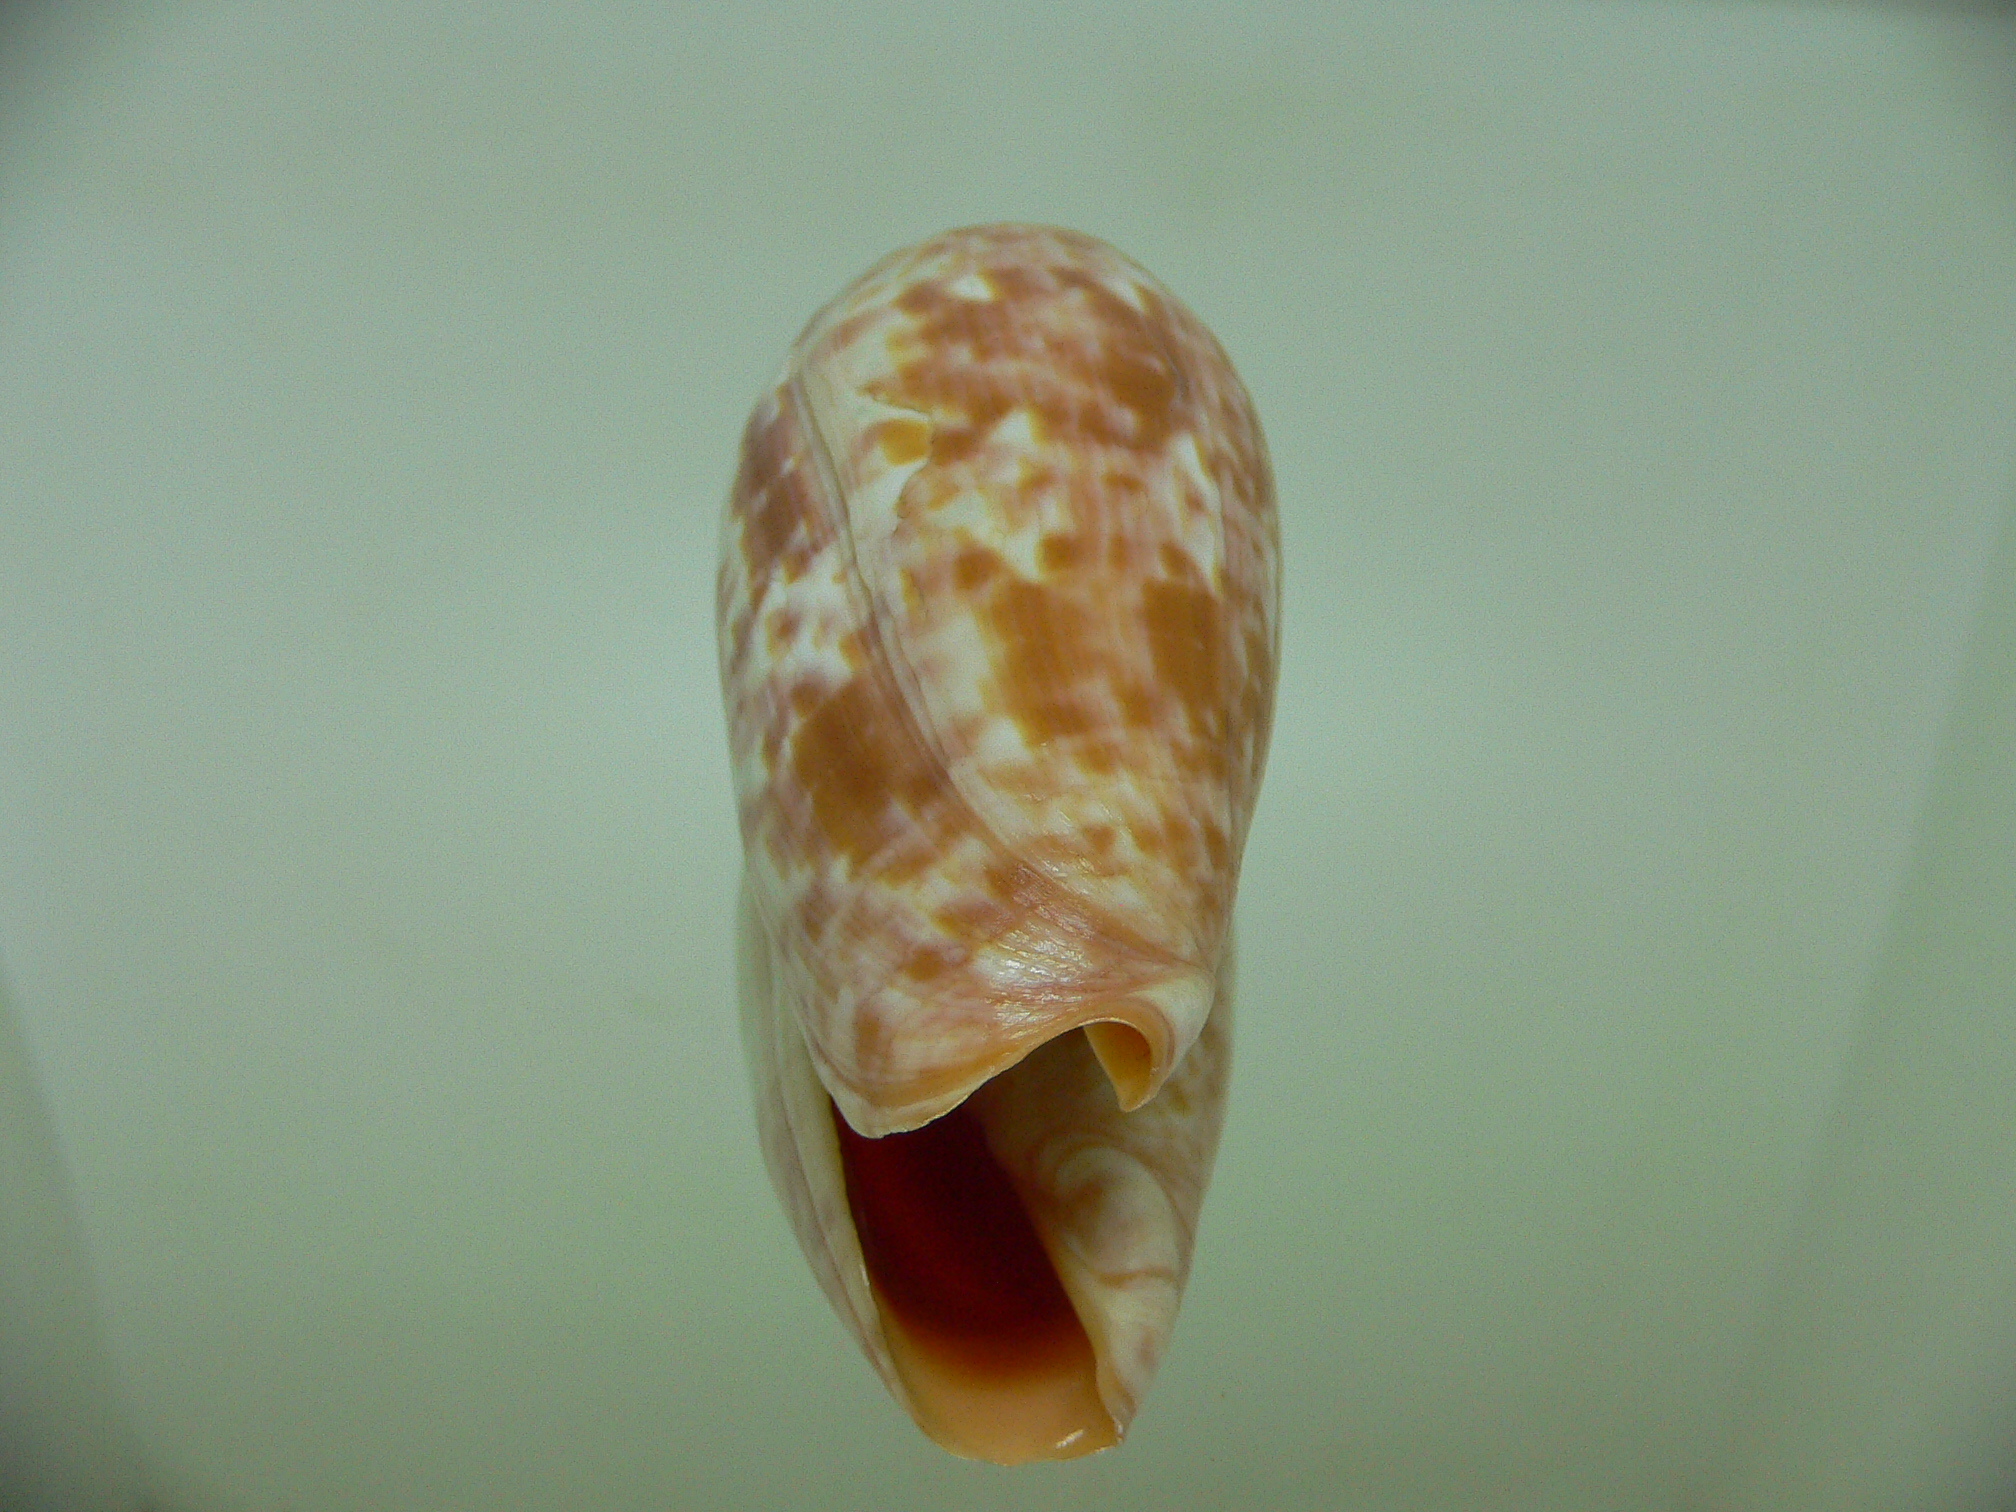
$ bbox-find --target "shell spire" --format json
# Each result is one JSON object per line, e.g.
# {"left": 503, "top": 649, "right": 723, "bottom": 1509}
{"left": 719, "top": 224, "right": 1279, "bottom": 1462}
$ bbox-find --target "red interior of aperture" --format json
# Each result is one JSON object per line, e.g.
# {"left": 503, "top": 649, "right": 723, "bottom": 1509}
{"left": 832, "top": 1100, "right": 1079, "bottom": 1354}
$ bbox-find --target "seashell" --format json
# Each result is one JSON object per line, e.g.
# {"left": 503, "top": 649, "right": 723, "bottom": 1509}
{"left": 717, "top": 224, "right": 1279, "bottom": 1463}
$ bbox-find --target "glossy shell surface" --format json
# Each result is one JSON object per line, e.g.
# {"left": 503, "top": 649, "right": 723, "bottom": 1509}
{"left": 718, "top": 223, "right": 1278, "bottom": 1461}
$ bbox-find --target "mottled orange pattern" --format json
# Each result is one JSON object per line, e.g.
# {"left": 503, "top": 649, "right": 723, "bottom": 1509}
{"left": 719, "top": 224, "right": 1278, "bottom": 1138}
{"left": 722, "top": 225, "right": 1279, "bottom": 1461}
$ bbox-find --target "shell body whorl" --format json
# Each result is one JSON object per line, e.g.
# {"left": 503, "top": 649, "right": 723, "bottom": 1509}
{"left": 718, "top": 224, "right": 1278, "bottom": 1462}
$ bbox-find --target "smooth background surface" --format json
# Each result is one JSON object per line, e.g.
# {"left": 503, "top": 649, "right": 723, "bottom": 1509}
{"left": 3, "top": 3, "right": 2015, "bottom": 1509}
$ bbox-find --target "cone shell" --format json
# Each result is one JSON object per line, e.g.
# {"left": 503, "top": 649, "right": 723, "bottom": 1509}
{"left": 718, "top": 224, "right": 1279, "bottom": 1462}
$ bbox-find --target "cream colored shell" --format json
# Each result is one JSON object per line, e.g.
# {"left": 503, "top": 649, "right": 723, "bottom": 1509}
{"left": 718, "top": 224, "right": 1279, "bottom": 1462}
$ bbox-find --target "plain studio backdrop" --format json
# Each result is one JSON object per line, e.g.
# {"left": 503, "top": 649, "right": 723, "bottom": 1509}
{"left": 3, "top": 2, "right": 2015, "bottom": 1509}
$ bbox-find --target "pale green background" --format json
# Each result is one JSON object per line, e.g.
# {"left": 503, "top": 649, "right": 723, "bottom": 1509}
{"left": 2, "top": 3, "right": 2015, "bottom": 1509}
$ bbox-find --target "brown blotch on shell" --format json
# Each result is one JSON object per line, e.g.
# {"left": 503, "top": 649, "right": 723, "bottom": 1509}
{"left": 735, "top": 402, "right": 820, "bottom": 589}
{"left": 876, "top": 257, "right": 1183, "bottom": 474}
{"left": 982, "top": 577, "right": 1104, "bottom": 748}
{"left": 787, "top": 674, "right": 945, "bottom": 871}
{"left": 1141, "top": 577, "right": 1226, "bottom": 742}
